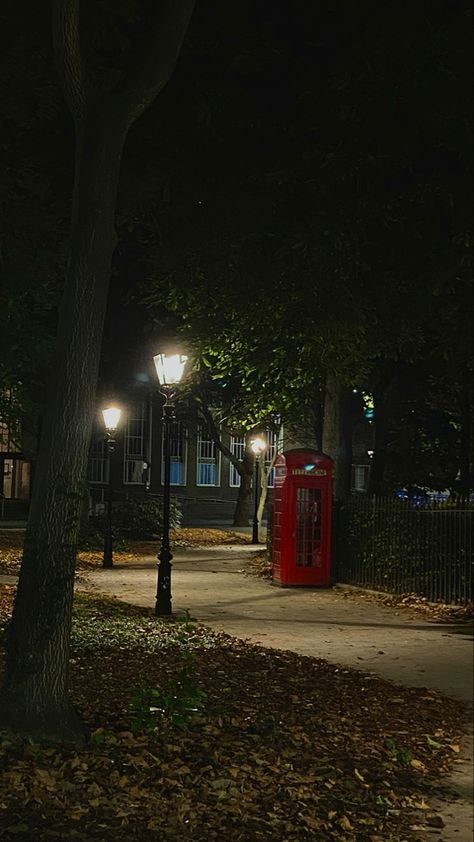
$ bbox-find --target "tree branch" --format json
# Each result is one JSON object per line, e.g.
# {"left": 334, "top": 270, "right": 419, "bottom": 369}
{"left": 52, "top": 0, "right": 87, "bottom": 124}
{"left": 197, "top": 401, "right": 243, "bottom": 474}
{"left": 110, "top": 0, "right": 195, "bottom": 126}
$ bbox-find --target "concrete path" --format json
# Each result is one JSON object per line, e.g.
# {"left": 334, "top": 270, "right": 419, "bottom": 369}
{"left": 81, "top": 544, "right": 473, "bottom": 840}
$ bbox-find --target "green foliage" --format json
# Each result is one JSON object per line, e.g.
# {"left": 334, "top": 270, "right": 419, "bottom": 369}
{"left": 71, "top": 593, "right": 218, "bottom": 654}
{"left": 113, "top": 494, "right": 182, "bottom": 539}
{"left": 335, "top": 495, "right": 473, "bottom": 603}
{"left": 0, "top": 3, "right": 67, "bottom": 426}
{"left": 385, "top": 739, "right": 413, "bottom": 767}
{"left": 139, "top": 0, "right": 472, "bottom": 458}
{"left": 79, "top": 495, "right": 182, "bottom": 547}
{"left": 78, "top": 524, "right": 127, "bottom": 552}
{"left": 129, "top": 655, "right": 206, "bottom": 731}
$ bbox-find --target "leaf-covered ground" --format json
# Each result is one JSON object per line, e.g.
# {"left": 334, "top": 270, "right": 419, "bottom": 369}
{"left": 242, "top": 552, "right": 474, "bottom": 624}
{"left": 0, "top": 528, "right": 250, "bottom": 575}
{"left": 0, "top": 586, "right": 470, "bottom": 841}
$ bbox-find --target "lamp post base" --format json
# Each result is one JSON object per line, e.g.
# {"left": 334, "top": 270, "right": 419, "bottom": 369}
{"left": 155, "top": 546, "right": 173, "bottom": 616}
{"left": 103, "top": 529, "right": 113, "bottom": 568}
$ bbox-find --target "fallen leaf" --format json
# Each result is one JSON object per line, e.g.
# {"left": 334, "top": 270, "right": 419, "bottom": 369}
{"left": 339, "top": 815, "right": 353, "bottom": 830}
{"left": 426, "top": 813, "right": 445, "bottom": 828}
{"left": 410, "top": 758, "right": 427, "bottom": 771}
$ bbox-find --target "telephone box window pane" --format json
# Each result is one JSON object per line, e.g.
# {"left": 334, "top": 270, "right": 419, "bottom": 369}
{"left": 295, "top": 487, "right": 322, "bottom": 568}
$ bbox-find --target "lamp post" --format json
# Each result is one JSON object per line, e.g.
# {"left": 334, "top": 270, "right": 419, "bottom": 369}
{"left": 153, "top": 352, "right": 188, "bottom": 616}
{"left": 101, "top": 406, "right": 122, "bottom": 569}
{"left": 250, "top": 436, "right": 266, "bottom": 544}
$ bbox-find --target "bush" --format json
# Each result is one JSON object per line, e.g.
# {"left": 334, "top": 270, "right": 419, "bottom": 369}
{"left": 113, "top": 494, "right": 182, "bottom": 539}
{"left": 79, "top": 494, "right": 182, "bottom": 547}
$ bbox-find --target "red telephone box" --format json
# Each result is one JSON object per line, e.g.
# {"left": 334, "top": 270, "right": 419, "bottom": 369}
{"left": 271, "top": 448, "right": 333, "bottom": 587}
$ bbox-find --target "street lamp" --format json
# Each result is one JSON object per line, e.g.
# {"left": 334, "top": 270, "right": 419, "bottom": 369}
{"left": 250, "top": 436, "right": 266, "bottom": 544}
{"left": 153, "top": 352, "right": 188, "bottom": 616}
{"left": 101, "top": 405, "right": 122, "bottom": 569}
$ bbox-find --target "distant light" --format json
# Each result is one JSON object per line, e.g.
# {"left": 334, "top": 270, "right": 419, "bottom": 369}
{"left": 367, "top": 450, "right": 374, "bottom": 459}
{"left": 102, "top": 406, "right": 122, "bottom": 432}
{"left": 153, "top": 353, "right": 188, "bottom": 386}
{"left": 250, "top": 436, "right": 266, "bottom": 456}
{"left": 352, "top": 389, "right": 358, "bottom": 393}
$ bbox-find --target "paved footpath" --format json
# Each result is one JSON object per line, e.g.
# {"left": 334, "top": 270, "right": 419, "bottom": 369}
{"left": 82, "top": 544, "right": 474, "bottom": 841}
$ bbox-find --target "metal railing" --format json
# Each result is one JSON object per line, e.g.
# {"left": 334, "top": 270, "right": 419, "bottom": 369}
{"left": 333, "top": 494, "right": 474, "bottom": 605}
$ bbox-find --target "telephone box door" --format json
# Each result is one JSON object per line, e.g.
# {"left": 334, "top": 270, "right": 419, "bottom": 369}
{"left": 290, "top": 481, "right": 329, "bottom": 585}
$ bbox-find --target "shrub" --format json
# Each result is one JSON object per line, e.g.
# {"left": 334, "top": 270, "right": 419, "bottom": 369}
{"left": 79, "top": 494, "right": 182, "bottom": 547}
{"left": 113, "top": 494, "right": 182, "bottom": 539}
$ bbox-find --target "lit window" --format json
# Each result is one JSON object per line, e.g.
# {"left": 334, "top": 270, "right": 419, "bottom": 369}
{"left": 197, "top": 422, "right": 220, "bottom": 486}
{"left": 354, "top": 465, "right": 368, "bottom": 491}
{"left": 229, "top": 435, "right": 244, "bottom": 487}
{"left": 87, "top": 438, "right": 108, "bottom": 484}
{"left": 161, "top": 420, "right": 187, "bottom": 486}
{"left": 0, "top": 389, "right": 21, "bottom": 452}
{"left": 124, "top": 402, "right": 146, "bottom": 484}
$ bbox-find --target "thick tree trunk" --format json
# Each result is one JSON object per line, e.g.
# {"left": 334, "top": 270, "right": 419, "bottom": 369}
{"left": 233, "top": 452, "right": 254, "bottom": 526}
{"left": 322, "top": 374, "right": 352, "bottom": 501}
{"left": 257, "top": 476, "right": 269, "bottom": 524}
{"left": 1, "top": 116, "right": 126, "bottom": 737}
{"left": 0, "top": 0, "right": 194, "bottom": 740}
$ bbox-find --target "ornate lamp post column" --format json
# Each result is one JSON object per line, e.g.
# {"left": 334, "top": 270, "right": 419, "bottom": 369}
{"left": 153, "top": 353, "right": 188, "bottom": 616}
{"left": 101, "top": 406, "right": 122, "bottom": 569}
{"left": 250, "top": 436, "right": 266, "bottom": 544}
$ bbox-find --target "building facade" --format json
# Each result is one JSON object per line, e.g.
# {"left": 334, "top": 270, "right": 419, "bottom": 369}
{"left": 1, "top": 388, "right": 373, "bottom": 524}
{"left": 87, "top": 390, "right": 279, "bottom": 525}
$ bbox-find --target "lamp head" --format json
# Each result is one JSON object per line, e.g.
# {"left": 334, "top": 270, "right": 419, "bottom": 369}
{"left": 102, "top": 406, "right": 122, "bottom": 433}
{"left": 153, "top": 353, "right": 188, "bottom": 387}
{"left": 250, "top": 436, "right": 266, "bottom": 456}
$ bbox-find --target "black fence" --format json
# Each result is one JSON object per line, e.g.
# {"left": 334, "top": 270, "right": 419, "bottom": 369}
{"left": 333, "top": 494, "right": 474, "bottom": 605}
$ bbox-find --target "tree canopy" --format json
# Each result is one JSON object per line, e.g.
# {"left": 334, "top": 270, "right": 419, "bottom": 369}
{"left": 139, "top": 0, "right": 472, "bottom": 488}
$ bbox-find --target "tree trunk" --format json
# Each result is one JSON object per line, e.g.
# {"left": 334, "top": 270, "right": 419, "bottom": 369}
{"left": 233, "top": 451, "right": 254, "bottom": 526}
{"left": 322, "top": 374, "right": 352, "bottom": 501}
{"left": 0, "top": 1, "right": 194, "bottom": 740}
{"left": 257, "top": 474, "right": 269, "bottom": 524}
{"left": 257, "top": 451, "right": 277, "bottom": 525}
{"left": 1, "top": 115, "right": 126, "bottom": 737}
